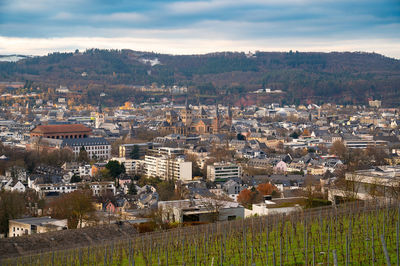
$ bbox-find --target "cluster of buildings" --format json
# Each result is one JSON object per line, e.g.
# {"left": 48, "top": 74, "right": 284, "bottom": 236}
{"left": 0, "top": 88, "right": 399, "bottom": 237}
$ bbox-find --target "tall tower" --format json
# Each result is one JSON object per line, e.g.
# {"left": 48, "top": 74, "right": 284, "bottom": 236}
{"left": 95, "top": 113, "right": 105, "bottom": 129}
{"left": 181, "top": 97, "right": 192, "bottom": 126}
{"left": 212, "top": 103, "right": 220, "bottom": 134}
{"left": 227, "top": 104, "right": 233, "bottom": 126}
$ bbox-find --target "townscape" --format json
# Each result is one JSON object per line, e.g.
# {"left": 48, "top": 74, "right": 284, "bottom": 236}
{"left": 0, "top": 79, "right": 399, "bottom": 244}
{"left": 1, "top": 0, "right": 400, "bottom": 263}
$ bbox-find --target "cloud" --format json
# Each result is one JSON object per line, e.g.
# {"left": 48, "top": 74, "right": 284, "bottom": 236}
{"left": 90, "top": 12, "right": 148, "bottom": 23}
{"left": 0, "top": 0, "right": 399, "bottom": 58}
{"left": 166, "top": 0, "right": 318, "bottom": 14}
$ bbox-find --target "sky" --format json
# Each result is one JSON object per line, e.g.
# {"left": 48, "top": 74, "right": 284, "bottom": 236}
{"left": 0, "top": 0, "right": 399, "bottom": 58}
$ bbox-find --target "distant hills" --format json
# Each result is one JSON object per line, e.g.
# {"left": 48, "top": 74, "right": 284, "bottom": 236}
{"left": 0, "top": 55, "right": 31, "bottom": 62}
{"left": 0, "top": 49, "right": 399, "bottom": 106}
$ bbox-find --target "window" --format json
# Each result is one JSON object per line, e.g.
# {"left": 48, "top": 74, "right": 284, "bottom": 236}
{"left": 228, "top": 216, "right": 236, "bottom": 221}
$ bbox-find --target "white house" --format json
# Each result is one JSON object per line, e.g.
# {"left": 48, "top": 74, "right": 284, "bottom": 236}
{"left": 3, "top": 179, "right": 26, "bottom": 193}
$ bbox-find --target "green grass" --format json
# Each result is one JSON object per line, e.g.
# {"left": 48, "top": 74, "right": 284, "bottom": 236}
{"left": 2, "top": 200, "right": 400, "bottom": 265}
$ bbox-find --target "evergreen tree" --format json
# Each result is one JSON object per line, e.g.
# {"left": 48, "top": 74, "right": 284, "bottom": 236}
{"left": 128, "top": 182, "right": 137, "bottom": 195}
{"left": 130, "top": 145, "right": 140, "bottom": 159}
{"left": 78, "top": 146, "right": 89, "bottom": 163}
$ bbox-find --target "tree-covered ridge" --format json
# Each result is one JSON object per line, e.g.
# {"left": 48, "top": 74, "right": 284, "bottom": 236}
{"left": 0, "top": 49, "right": 399, "bottom": 105}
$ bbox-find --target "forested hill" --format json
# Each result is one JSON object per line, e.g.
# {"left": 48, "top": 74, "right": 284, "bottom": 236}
{"left": 1, "top": 49, "right": 400, "bottom": 105}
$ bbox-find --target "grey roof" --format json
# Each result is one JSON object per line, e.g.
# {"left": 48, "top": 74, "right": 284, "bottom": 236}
{"left": 199, "top": 107, "right": 207, "bottom": 116}
{"left": 61, "top": 137, "right": 110, "bottom": 147}
{"left": 11, "top": 217, "right": 62, "bottom": 226}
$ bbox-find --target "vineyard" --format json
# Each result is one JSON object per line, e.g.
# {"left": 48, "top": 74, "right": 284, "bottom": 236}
{"left": 2, "top": 200, "right": 400, "bottom": 265}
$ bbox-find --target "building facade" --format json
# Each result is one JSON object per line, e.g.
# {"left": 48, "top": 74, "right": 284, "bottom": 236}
{"left": 328, "top": 166, "right": 400, "bottom": 202}
{"left": 111, "top": 157, "right": 145, "bottom": 175}
{"left": 61, "top": 137, "right": 111, "bottom": 160}
{"left": 207, "top": 162, "right": 242, "bottom": 181}
{"left": 119, "top": 142, "right": 156, "bottom": 159}
{"left": 145, "top": 153, "right": 192, "bottom": 182}
{"left": 9, "top": 217, "right": 67, "bottom": 237}
{"left": 32, "top": 181, "right": 116, "bottom": 197}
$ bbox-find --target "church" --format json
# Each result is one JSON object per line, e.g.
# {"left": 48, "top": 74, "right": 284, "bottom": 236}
{"left": 161, "top": 100, "right": 233, "bottom": 135}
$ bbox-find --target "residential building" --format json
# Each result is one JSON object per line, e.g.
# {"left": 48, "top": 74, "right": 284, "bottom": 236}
{"left": 343, "top": 139, "right": 388, "bottom": 149}
{"left": 147, "top": 146, "right": 185, "bottom": 157}
{"left": 111, "top": 157, "right": 144, "bottom": 175}
{"left": 119, "top": 142, "right": 155, "bottom": 159}
{"left": 158, "top": 199, "right": 244, "bottom": 223}
{"left": 369, "top": 100, "right": 382, "bottom": 108}
{"left": 145, "top": 154, "right": 192, "bottom": 182}
{"left": 207, "top": 162, "right": 242, "bottom": 181}
{"left": 9, "top": 217, "right": 67, "bottom": 237}
{"left": 61, "top": 137, "right": 111, "bottom": 160}
{"left": 79, "top": 164, "right": 91, "bottom": 177}
{"left": 222, "top": 179, "right": 246, "bottom": 200}
{"left": 245, "top": 197, "right": 304, "bottom": 217}
{"left": 3, "top": 179, "right": 26, "bottom": 193}
{"left": 32, "top": 181, "right": 116, "bottom": 197}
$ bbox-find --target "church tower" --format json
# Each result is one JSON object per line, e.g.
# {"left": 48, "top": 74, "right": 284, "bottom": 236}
{"left": 181, "top": 97, "right": 192, "bottom": 126}
{"left": 95, "top": 113, "right": 105, "bottom": 129}
{"left": 226, "top": 104, "right": 233, "bottom": 126}
{"left": 212, "top": 103, "right": 220, "bottom": 134}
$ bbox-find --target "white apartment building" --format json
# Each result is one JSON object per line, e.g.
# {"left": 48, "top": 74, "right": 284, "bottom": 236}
{"left": 147, "top": 147, "right": 185, "bottom": 157}
{"left": 145, "top": 155, "right": 192, "bottom": 182}
{"left": 111, "top": 157, "right": 145, "bottom": 175}
{"left": 32, "top": 181, "right": 116, "bottom": 197}
{"left": 61, "top": 137, "right": 111, "bottom": 160}
{"left": 79, "top": 164, "right": 91, "bottom": 177}
{"left": 207, "top": 162, "right": 242, "bottom": 181}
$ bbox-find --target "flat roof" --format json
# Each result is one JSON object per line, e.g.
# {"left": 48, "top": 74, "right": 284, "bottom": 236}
{"left": 10, "top": 217, "right": 61, "bottom": 226}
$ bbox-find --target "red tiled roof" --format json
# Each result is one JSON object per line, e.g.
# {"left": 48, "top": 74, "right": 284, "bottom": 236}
{"left": 31, "top": 124, "right": 92, "bottom": 134}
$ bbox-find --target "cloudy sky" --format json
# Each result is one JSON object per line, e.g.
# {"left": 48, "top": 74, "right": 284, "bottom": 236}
{"left": 0, "top": 0, "right": 399, "bottom": 58}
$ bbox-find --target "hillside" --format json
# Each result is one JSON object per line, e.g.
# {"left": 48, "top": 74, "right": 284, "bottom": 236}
{"left": 1, "top": 201, "right": 398, "bottom": 265}
{"left": 1, "top": 49, "right": 400, "bottom": 105}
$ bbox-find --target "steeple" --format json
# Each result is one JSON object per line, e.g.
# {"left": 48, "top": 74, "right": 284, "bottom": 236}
{"left": 181, "top": 96, "right": 192, "bottom": 126}
{"left": 98, "top": 98, "right": 102, "bottom": 114}
{"left": 227, "top": 104, "right": 233, "bottom": 126}
{"left": 185, "top": 96, "right": 190, "bottom": 110}
{"left": 213, "top": 102, "right": 220, "bottom": 134}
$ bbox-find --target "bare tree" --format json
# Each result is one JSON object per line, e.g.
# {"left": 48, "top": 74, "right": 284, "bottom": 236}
{"left": 200, "top": 196, "right": 232, "bottom": 222}
{"left": 333, "top": 172, "right": 361, "bottom": 201}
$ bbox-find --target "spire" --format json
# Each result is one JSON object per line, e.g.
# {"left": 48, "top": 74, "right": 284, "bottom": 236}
{"left": 228, "top": 104, "right": 232, "bottom": 120}
{"left": 98, "top": 99, "right": 102, "bottom": 114}
{"left": 215, "top": 102, "right": 219, "bottom": 119}
{"left": 185, "top": 96, "right": 190, "bottom": 110}
{"left": 98, "top": 93, "right": 103, "bottom": 113}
